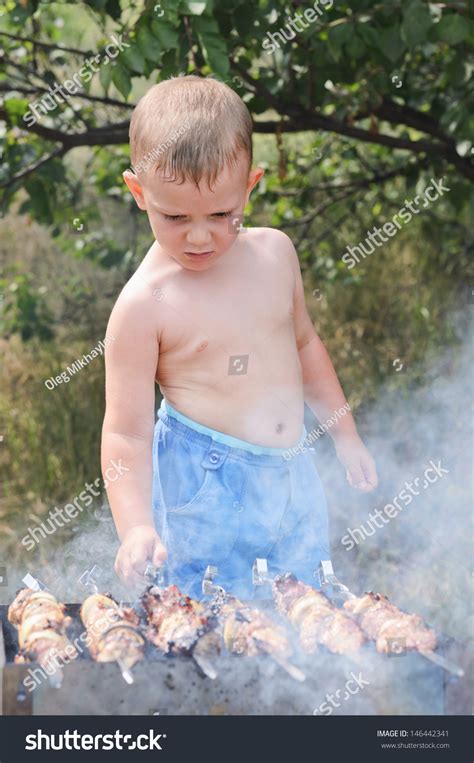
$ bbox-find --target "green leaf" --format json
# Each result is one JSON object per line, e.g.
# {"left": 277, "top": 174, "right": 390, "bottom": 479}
{"left": 434, "top": 14, "right": 470, "bottom": 45}
{"left": 23, "top": 178, "right": 53, "bottom": 223}
{"left": 151, "top": 19, "right": 179, "bottom": 49}
{"left": 159, "top": 48, "right": 179, "bottom": 80}
{"left": 100, "top": 59, "right": 113, "bottom": 92}
{"left": 327, "top": 24, "right": 352, "bottom": 62}
{"left": 193, "top": 15, "right": 230, "bottom": 75}
{"left": 111, "top": 63, "right": 132, "bottom": 99}
{"left": 137, "top": 24, "right": 160, "bottom": 60}
{"left": 379, "top": 26, "right": 406, "bottom": 63}
{"left": 401, "top": 0, "right": 433, "bottom": 47}
{"left": 5, "top": 98, "right": 30, "bottom": 124}
{"left": 121, "top": 45, "right": 146, "bottom": 74}
{"left": 357, "top": 23, "right": 380, "bottom": 48}
{"left": 346, "top": 34, "right": 365, "bottom": 60}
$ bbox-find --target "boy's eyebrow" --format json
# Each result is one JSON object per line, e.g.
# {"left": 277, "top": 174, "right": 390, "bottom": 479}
{"left": 155, "top": 205, "right": 235, "bottom": 215}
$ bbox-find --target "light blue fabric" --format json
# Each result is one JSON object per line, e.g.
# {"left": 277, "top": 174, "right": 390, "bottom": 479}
{"left": 152, "top": 399, "right": 331, "bottom": 600}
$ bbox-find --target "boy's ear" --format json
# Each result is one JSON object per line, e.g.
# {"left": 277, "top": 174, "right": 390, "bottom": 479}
{"left": 245, "top": 166, "right": 265, "bottom": 203}
{"left": 123, "top": 170, "right": 147, "bottom": 210}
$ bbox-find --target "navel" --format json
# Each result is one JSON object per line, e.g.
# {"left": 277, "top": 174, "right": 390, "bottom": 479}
{"left": 276, "top": 422, "right": 285, "bottom": 434}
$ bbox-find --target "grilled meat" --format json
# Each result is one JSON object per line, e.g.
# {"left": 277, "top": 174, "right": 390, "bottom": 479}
{"left": 141, "top": 585, "right": 220, "bottom": 658}
{"left": 216, "top": 594, "right": 291, "bottom": 658}
{"left": 8, "top": 588, "right": 77, "bottom": 669}
{"left": 273, "top": 573, "right": 365, "bottom": 655}
{"left": 343, "top": 592, "right": 437, "bottom": 653}
{"left": 80, "top": 592, "right": 145, "bottom": 669}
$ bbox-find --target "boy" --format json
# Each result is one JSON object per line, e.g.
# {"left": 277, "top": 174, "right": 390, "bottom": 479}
{"left": 102, "top": 76, "right": 377, "bottom": 599}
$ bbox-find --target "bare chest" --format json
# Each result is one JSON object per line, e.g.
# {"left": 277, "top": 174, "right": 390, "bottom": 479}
{"left": 157, "top": 268, "right": 294, "bottom": 367}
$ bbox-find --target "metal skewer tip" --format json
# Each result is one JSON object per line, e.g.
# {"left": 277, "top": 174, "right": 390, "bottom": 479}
{"left": 144, "top": 563, "right": 168, "bottom": 587}
{"left": 419, "top": 650, "right": 464, "bottom": 677}
{"left": 193, "top": 654, "right": 218, "bottom": 680}
{"left": 117, "top": 660, "right": 134, "bottom": 685}
{"left": 272, "top": 655, "right": 306, "bottom": 683}
{"left": 78, "top": 565, "right": 102, "bottom": 594}
{"left": 22, "top": 573, "right": 48, "bottom": 592}
{"left": 252, "top": 558, "right": 273, "bottom": 587}
{"left": 48, "top": 667, "right": 64, "bottom": 689}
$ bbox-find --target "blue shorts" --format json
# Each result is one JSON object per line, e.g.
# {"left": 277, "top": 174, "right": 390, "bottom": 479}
{"left": 152, "top": 399, "right": 330, "bottom": 600}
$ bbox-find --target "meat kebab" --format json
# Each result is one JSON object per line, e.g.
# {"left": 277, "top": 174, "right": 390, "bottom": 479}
{"left": 273, "top": 573, "right": 365, "bottom": 655}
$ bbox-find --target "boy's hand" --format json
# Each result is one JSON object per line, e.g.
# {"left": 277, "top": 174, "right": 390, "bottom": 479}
{"left": 334, "top": 434, "right": 378, "bottom": 492}
{"left": 114, "top": 525, "right": 167, "bottom": 585}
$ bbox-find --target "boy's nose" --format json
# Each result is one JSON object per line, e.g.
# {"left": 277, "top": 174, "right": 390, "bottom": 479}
{"left": 186, "top": 224, "right": 212, "bottom": 247}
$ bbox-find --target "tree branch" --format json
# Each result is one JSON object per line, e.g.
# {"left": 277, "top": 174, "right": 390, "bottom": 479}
{"left": 0, "top": 82, "right": 133, "bottom": 110}
{"left": 0, "top": 31, "right": 90, "bottom": 57}
{"left": 0, "top": 146, "right": 68, "bottom": 190}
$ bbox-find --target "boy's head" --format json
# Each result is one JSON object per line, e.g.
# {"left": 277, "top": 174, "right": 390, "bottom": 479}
{"left": 124, "top": 75, "right": 263, "bottom": 271}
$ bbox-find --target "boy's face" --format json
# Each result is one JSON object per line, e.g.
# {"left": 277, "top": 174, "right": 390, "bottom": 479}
{"left": 124, "top": 156, "right": 263, "bottom": 271}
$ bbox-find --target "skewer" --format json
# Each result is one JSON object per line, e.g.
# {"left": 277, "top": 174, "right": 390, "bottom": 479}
{"left": 22, "top": 573, "right": 48, "bottom": 592}
{"left": 117, "top": 658, "right": 134, "bottom": 684}
{"left": 144, "top": 563, "right": 168, "bottom": 588}
{"left": 48, "top": 666, "right": 64, "bottom": 689}
{"left": 419, "top": 650, "right": 464, "bottom": 677}
{"left": 193, "top": 653, "right": 218, "bottom": 680}
{"left": 272, "top": 655, "right": 306, "bottom": 683}
{"left": 316, "top": 560, "right": 356, "bottom": 602}
{"left": 79, "top": 568, "right": 143, "bottom": 685}
{"left": 205, "top": 567, "right": 305, "bottom": 681}
{"left": 78, "top": 565, "right": 102, "bottom": 595}
{"left": 322, "top": 570, "right": 465, "bottom": 678}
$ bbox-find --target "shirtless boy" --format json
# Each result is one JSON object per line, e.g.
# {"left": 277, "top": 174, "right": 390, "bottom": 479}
{"left": 102, "top": 75, "right": 378, "bottom": 599}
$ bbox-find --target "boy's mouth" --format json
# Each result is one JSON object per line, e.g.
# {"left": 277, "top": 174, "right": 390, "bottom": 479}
{"left": 184, "top": 250, "right": 214, "bottom": 261}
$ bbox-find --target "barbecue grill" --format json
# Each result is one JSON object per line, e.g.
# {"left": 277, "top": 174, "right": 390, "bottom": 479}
{"left": 0, "top": 564, "right": 471, "bottom": 716}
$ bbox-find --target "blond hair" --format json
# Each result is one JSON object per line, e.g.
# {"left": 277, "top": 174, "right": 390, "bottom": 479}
{"left": 129, "top": 75, "right": 253, "bottom": 187}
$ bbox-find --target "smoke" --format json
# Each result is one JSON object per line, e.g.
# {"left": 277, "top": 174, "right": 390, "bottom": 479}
{"left": 1, "top": 314, "right": 471, "bottom": 714}
{"left": 318, "top": 316, "right": 472, "bottom": 644}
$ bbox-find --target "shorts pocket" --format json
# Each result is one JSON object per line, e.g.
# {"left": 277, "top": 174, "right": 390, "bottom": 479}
{"left": 164, "top": 457, "right": 240, "bottom": 565}
{"left": 156, "top": 433, "right": 211, "bottom": 512}
{"left": 166, "top": 469, "right": 213, "bottom": 513}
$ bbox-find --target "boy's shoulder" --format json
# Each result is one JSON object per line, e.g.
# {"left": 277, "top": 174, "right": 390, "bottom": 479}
{"left": 108, "top": 264, "right": 161, "bottom": 327}
{"left": 248, "top": 226, "right": 296, "bottom": 251}
{"left": 248, "top": 226, "right": 299, "bottom": 273}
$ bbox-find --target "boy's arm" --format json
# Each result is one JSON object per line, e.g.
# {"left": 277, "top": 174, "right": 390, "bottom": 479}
{"left": 102, "top": 286, "right": 167, "bottom": 583}
{"left": 285, "top": 234, "right": 378, "bottom": 492}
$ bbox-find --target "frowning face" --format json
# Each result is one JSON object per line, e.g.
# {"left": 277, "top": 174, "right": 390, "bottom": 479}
{"left": 124, "top": 157, "right": 263, "bottom": 271}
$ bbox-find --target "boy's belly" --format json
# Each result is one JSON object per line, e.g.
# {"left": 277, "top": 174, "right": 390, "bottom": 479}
{"left": 157, "top": 325, "right": 305, "bottom": 448}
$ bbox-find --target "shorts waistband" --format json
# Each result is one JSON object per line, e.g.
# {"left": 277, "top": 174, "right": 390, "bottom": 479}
{"left": 159, "top": 398, "right": 305, "bottom": 460}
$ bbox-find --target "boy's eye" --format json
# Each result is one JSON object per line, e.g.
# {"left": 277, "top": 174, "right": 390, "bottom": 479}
{"left": 162, "top": 211, "right": 233, "bottom": 221}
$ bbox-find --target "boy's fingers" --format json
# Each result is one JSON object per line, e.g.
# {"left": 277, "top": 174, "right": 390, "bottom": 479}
{"left": 122, "top": 561, "right": 146, "bottom": 586}
{"left": 363, "top": 458, "right": 379, "bottom": 489}
{"left": 347, "top": 462, "right": 367, "bottom": 490}
{"left": 362, "top": 455, "right": 379, "bottom": 490}
{"left": 152, "top": 541, "right": 168, "bottom": 566}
